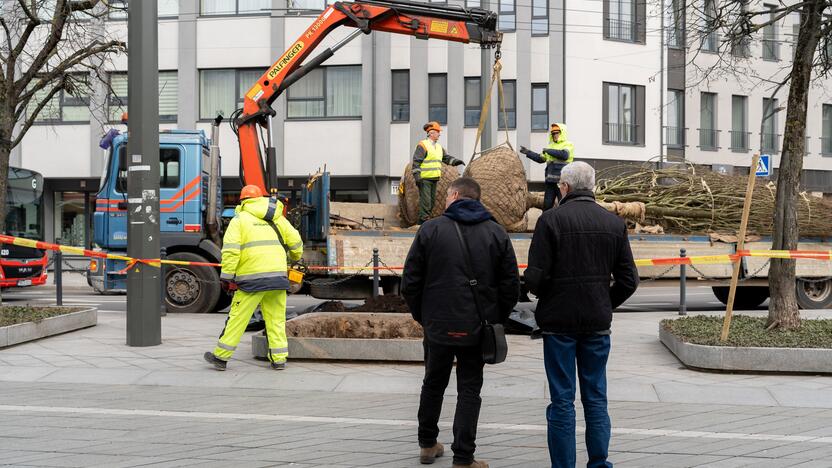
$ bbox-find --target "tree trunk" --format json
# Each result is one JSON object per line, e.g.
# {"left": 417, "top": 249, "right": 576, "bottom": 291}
{"left": 0, "top": 112, "right": 13, "bottom": 307}
{"left": 768, "top": 1, "right": 825, "bottom": 330}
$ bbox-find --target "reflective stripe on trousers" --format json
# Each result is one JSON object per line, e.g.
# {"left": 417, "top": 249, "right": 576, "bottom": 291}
{"left": 213, "top": 289, "right": 288, "bottom": 362}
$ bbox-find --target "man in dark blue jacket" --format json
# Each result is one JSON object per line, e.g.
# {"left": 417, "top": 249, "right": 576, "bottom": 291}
{"left": 402, "top": 177, "right": 520, "bottom": 468}
{"left": 526, "top": 161, "right": 638, "bottom": 468}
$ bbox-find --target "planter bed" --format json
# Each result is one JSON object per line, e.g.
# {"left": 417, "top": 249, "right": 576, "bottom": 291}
{"left": 0, "top": 306, "right": 97, "bottom": 348}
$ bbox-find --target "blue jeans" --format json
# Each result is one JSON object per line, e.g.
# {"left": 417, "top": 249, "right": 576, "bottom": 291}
{"left": 543, "top": 334, "right": 612, "bottom": 468}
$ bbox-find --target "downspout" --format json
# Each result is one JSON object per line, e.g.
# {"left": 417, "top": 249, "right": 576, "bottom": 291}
{"left": 659, "top": 0, "right": 665, "bottom": 165}
{"left": 370, "top": 34, "right": 381, "bottom": 203}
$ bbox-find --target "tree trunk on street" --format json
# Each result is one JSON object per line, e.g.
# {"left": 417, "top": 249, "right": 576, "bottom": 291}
{"left": 768, "top": 1, "right": 825, "bottom": 330}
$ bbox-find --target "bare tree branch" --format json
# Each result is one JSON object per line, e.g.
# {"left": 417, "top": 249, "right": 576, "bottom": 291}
{"left": 9, "top": 78, "right": 66, "bottom": 149}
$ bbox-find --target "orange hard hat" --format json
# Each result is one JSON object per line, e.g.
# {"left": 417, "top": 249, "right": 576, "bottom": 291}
{"left": 550, "top": 123, "right": 561, "bottom": 133}
{"left": 423, "top": 121, "right": 441, "bottom": 133}
{"left": 240, "top": 185, "right": 264, "bottom": 201}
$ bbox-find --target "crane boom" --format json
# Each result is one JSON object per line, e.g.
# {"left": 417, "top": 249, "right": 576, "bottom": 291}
{"left": 234, "top": 0, "right": 502, "bottom": 193}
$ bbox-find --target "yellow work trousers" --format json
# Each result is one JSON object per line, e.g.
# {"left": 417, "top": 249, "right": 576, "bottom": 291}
{"left": 213, "top": 289, "right": 288, "bottom": 363}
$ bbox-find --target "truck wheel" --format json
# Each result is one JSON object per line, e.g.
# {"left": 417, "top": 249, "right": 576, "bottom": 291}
{"left": 712, "top": 286, "right": 769, "bottom": 309}
{"left": 164, "top": 252, "right": 220, "bottom": 313}
{"left": 795, "top": 278, "right": 832, "bottom": 309}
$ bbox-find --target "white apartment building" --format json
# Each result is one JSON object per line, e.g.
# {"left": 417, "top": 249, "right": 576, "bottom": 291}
{"left": 12, "top": 0, "right": 832, "bottom": 248}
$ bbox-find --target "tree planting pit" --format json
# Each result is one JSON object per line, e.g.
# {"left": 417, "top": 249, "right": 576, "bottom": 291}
{"left": 252, "top": 312, "right": 424, "bottom": 362}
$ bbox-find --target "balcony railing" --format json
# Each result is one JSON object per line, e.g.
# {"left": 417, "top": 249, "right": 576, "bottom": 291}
{"left": 762, "top": 132, "right": 781, "bottom": 153}
{"left": 823, "top": 137, "right": 832, "bottom": 156}
{"left": 664, "top": 126, "right": 686, "bottom": 148}
{"left": 730, "top": 130, "right": 750, "bottom": 152}
{"left": 698, "top": 128, "right": 720, "bottom": 150}
{"left": 606, "top": 18, "right": 638, "bottom": 42}
{"left": 605, "top": 122, "right": 639, "bottom": 145}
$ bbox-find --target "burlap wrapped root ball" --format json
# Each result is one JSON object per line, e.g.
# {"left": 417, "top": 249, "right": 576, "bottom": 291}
{"left": 464, "top": 146, "right": 529, "bottom": 232}
{"left": 398, "top": 162, "right": 460, "bottom": 227}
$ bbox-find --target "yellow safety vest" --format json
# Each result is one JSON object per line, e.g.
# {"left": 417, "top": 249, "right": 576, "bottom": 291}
{"left": 419, "top": 139, "right": 444, "bottom": 180}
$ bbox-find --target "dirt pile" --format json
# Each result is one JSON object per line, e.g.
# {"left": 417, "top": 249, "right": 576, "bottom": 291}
{"left": 287, "top": 314, "right": 423, "bottom": 339}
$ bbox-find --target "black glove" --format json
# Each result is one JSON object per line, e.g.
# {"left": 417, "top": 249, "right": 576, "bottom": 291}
{"left": 519, "top": 146, "right": 530, "bottom": 155}
{"left": 452, "top": 159, "right": 465, "bottom": 167}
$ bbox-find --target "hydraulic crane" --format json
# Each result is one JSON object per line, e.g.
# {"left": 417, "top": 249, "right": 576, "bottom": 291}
{"left": 233, "top": 0, "right": 502, "bottom": 194}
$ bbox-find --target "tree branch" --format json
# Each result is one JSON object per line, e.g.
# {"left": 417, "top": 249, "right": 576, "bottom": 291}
{"left": 9, "top": 78, "right": 65, "bottom": 149}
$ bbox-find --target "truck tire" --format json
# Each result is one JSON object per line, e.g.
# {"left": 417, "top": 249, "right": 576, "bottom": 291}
{"left": 795, "top": 278, "right": 832, "bottom": 309}
{"left": 712, "top": 286, "right": 769, "bottom": 309}
{"left": 164, "top": 252, "right": 221, "bottom": 313}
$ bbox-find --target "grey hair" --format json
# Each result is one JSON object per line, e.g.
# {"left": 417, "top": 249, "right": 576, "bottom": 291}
{"left": 560, "top": 161, "right": 595, "bottom": 191}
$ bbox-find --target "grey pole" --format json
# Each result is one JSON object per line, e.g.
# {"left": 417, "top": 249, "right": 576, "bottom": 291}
{"left": 679, "top": 248, "right": 687, "bottom": 316}
{"left": 479, "top": 0, "right": 492, "bottom": 151}
{"left": 126, "top": 0, "right": 162, "bottom": 346}
{"left": 160, "top": 247, "right": 167, "bottom": 317}
{"left": 372, "top": 248, "right": 379, "bottom": 298}
{"left": 55, "top": 240, "right": 62, "bottom": 307}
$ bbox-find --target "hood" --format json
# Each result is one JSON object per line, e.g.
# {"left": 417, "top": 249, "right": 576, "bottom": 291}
{"left": 560, "top": 189, "right": 595, "bottom": 205}
{"left": 548, "top": 123, "right": 570, "bottom": 145}
{"left": 235, "top": 196, "right": 285, "bottom": 221}
{"left": 443, "top": 199, "right": 495, "bottom": 224}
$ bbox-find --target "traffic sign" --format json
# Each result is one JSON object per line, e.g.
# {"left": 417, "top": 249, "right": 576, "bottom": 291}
{"left": 755, "top": 154, "right": 770, "bottom": 177}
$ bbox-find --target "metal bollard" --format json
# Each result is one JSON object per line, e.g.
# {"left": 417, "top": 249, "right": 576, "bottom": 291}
{"left": 679, "top": 248, "right": 687, "bottom": 316}
{"left": 372, "top": 248, "right": 379, "bottom": 298}
{"left": 159, "top": 247, "right": 167, "bottom": 317}
{"left": 55, "top": 245, "right": 63, "bottom": 307}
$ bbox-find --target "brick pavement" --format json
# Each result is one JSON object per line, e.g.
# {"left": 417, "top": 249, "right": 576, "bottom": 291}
{"left": 1, "top": 308, "right": 832, "bottom": 467}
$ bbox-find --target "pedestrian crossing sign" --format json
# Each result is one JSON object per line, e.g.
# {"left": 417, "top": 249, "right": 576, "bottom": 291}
{"left": 755, "top": 154, "right": 770, "bottom": 177}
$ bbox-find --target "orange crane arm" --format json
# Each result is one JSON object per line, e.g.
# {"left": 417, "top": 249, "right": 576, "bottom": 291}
{"left": 234, "top": 0, "right": 502, "bottom": 193}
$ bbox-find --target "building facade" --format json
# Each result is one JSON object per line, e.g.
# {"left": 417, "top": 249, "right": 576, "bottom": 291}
{"left": 12, "top": 0, "right": 832, "bottom": 247}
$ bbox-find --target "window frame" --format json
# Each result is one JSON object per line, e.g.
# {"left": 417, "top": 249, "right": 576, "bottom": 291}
{"left": 667, "top": 0, "right": 685, "bottom": 49}
{"left": 531, "top": 0, "right": 549, "bottom": 36}
{"left": 762, "top": 97, "right": 780, "bottom": 153}
{"left": 730, "top": 94, "right": 749, "bottom": 152}
{"left": 391, "top": 70, "right": 410, "bottom": 123}
{"left": 107, "top": 0, "right": 179, "bottom": 20}
{"left": 604, "top": 0, "right": 638, "bottom": 43}
{"left": 762, "top": 5, "right": 780, "bottom": 61}
{"left": 428, "top": 73, "right": 448, "bottom": 125}
{"left": 603, "top": 81, "right": 644, "bottom": 146}
{"left": 666, "top": 88, "right": 684, "bottom": 148}
{"left": 531, "top": 83, "right": 549, "bottom": 132}
{"left": 31, "top": 74, "right": 91, "bottom": 125}
{"left": 497, "top": 80, "right": 517, "bottom": 130}
{"left": 698, "top": 91, "right": 718, "bottom": 151}
{"left": 822, "top": 104, "right": 832, "bottom": 156}
{"left": 464, "top": 77, "right": 482, "bottom": 128}
{"left": 286, "top": 65, "right": 363, "bottom": 120}
{"left": 498, "top": 0, "right": 516, "bottom": 32}
{"left": 108, "top": 70, "right": 179, "bottom": 123}
{"left": 200, "top": 0, "right": 271, "bottom": 17}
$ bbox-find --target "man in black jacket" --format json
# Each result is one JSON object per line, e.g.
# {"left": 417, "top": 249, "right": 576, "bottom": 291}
{"left": 525, "top": 161, "right": 638, "bottom": 468}
{"left": 402, "top": 177, "right": 520, "bottom": 468}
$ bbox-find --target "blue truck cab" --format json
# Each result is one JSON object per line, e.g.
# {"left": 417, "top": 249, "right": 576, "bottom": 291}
{"left": 89, "top": 129, "right": 227, "bottom": 313}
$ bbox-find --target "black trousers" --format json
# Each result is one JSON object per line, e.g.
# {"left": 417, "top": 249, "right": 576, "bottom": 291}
{"left": 543, "top": 181, "right": 562, "bottom": 210}
{"left": 418, "top": 339, "right": 485, "bottom": 465}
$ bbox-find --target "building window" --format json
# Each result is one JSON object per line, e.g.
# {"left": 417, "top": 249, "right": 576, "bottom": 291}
{"left": 464, "top": 78, "right": 481, "bottom": 127}
{"left": 109, "top": 71, "right": 179, "bottom": 122}
{"left": 497, "top": 80, "right": 516, "bottom": 130}
{"left": 286, "top": 66, "right": 362, "bottom": 119}
{"left": 822, "top": 104, "right": 832, "bottom": 156}
{"left": 699, "top": 92, "right": 718, "bottom": 150}
{"left": 666, "top": 89, "right": 684, "bottom": 148}
{"left": 605, "top": 0, "right": 639, "bottom": 42}
{"left": 201, "top": 0, "right": 270, "bottom": 15}
{"left": 604, "top": 82, "right": 643, "bottom": 145}
{"left": 108, "top": 0, "right": 179, "bottom": 19}
{"left": 498, "top": 0, "right": 515, "bottom": 32}
{"left": 667, "top": 0, "right": 684, "bottom": 48}
{"left": 391, "top": 70, "right": 409, "bottom": 122}
{"left": 731, "top": 95, "right": 749, "bottom": 152}
{"left": 762, "top": 5, "right": 779, "bottom": 61}
{"left": 762, "top": 97, "right": 779, "bottom": 153}
{"left": 465, "top": 0, "right": 480, "bottom": 7}
{"left": 428, "top": 73, "right": 448, "bottom": 125}
{"left": 29, "top": 76, "right": 90, "bottom": 123}
{"left": 532, "top": 0, "right": 548, "bottom": 36}
{"left": 290, "top": 0, "right": 330, "bottom": 10}
{"left": 531, "top": 83, "right": 548, "bottom": 131}
{"left": 701, "top": 0, "right": 718, "bottom": 52}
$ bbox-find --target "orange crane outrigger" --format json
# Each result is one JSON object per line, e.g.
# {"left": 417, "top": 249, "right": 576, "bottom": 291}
{"left": 233, "top": 0, "right": 502, "bottom": 193}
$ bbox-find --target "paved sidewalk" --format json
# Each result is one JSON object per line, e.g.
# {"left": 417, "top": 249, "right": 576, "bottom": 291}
{"left": 1, "top": 308, "right": 832, "bottom": 467}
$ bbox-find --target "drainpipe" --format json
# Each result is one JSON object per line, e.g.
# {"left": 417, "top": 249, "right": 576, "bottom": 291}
{"left": 370, "top": 34, "right": 381, "bottom": 203}
{"left": 659, "top": 0, "right": 665, "bottom": 165}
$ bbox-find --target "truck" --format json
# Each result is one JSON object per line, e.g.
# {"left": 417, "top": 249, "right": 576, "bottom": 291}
{"left": 1, "top": 167, "right": 48, "bottom": 289}
{"left": 88, "top": 0, "right": 502, "bottom": 313}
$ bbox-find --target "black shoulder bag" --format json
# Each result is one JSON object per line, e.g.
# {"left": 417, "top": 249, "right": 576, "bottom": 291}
{"left": 453, "top": 221, "right": 508, "bottom": 365}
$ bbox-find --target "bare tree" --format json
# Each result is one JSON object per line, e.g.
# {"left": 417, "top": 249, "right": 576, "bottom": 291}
{"left": 0, "top": 0, "right": 125, "bottom": 233}
{"left": 673, "top": 0, "right": 831, "bottom": 329}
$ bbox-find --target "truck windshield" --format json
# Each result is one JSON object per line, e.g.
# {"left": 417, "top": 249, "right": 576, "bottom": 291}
{"left": 5, "top": 168, "right": 44, "bottom": 240}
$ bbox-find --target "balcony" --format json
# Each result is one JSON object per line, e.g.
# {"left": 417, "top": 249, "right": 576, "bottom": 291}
{"left": 606, "top": 18, "right": 638, "bottom": 42}
{"left": 698, "top": 128, "right": 720, "bottom": 151}
{"left": 762, "top": 132, "right": 781, "bottom": 154}
{"left": 730, "top": 130, "right": 750, "bottom": 152}
{"left": 664, "top": 126, "right": 686, "bottom": 148}
{"left": 604, "top": 122, "right": 639, "bottom": 145}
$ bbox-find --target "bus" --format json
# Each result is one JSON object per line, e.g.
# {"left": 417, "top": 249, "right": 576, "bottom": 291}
{"left": 1, "top": 167, "right": 48, "bottom": 288}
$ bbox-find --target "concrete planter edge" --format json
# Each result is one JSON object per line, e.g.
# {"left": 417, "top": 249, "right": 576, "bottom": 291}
{"left": 0, "top": 308, "right": 97, "bottom": 348}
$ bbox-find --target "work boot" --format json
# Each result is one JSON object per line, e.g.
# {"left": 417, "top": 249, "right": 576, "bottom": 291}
{"left": 271, "top": 361, "right": 286, "bottom": 370}
{"left": 203, "top": 352, "right": 227, "bottom": 371}
{"left": 419, "top": 442, "right": 444, "bottom": 464}
{"left": 452, "top": 460, "right": 489, "bottom": 468}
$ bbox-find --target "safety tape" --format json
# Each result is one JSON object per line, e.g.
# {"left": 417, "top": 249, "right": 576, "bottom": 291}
{"left": 2, "top": 234, "right": 831, "bottom": 273}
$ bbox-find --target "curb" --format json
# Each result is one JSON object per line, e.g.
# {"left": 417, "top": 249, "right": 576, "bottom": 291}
{"left": 0, "top": 308, "right": 97, "bottom": 348}
{"left": 659, "top": 324, "right": 832, "bottom": 373}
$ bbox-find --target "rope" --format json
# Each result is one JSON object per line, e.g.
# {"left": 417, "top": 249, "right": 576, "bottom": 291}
{"left": 469, "top": 48, "right": 513, "bottom": 163}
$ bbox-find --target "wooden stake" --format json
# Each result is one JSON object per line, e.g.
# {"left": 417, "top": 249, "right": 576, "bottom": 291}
{"left": 720, "top": 153, "right": 761, "bottom": 342}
